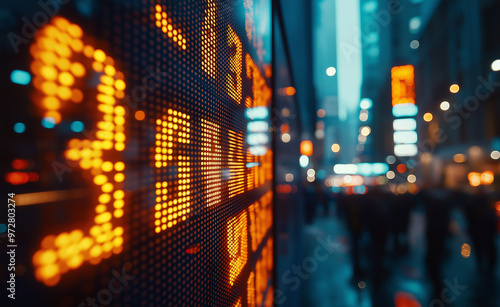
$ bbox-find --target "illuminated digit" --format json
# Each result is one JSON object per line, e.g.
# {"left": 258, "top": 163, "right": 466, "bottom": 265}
{"left": 154, "top": 4, "right": 187, "bottom": 50}
{"left": 246, "top": 54, "right": 271, "bottom": 107}
{"left": 202, "top": 0, "right": 216, "bottom": 78}
{"left": 227, "top": 210, "right": 248, "bottom": 286}
{"left": 243, "top": 53, "right": 273, "bottom": 192}
{"left": 154, "top": 109, "right": 191, "bottom": 233}
{"left": 246, "top": 150, "right": 257, "bottom": 191}
{"left": 247, "top": 271, "right": 256, "bottom": 306}
{"left": 228, "top": 130, "right": 245, "bottom": 198}
{"left": 227, "top": 26, "right": 243, "bottom": 104}
{"left": 201, "top": 119, "right": 222, "bottom": 207}
{"left": 30, "top": 17, "right": 126, "bottom": 286}
{"left": 249, "top": 191, "right": 272, "bottom": 251}
{"left": 256, "top": 238, "right": 273, "bottom": 306}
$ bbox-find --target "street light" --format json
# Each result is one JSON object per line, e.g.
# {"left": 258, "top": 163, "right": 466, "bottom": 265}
{"left": 331, "top": 143, "right": 340, "bottom": 153}
{"left": 326, "top": 67, "right": 336, "bottom": 76}
{"left": 449, "top": 84, "right": 460, "bottom": 93}
{"left": 491, "top": 59, "right": 500, "bottom": 71}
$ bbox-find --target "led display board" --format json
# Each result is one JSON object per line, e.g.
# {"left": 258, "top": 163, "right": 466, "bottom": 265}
{"left": 1, "top": 1, "right": 273, "bottom": 306}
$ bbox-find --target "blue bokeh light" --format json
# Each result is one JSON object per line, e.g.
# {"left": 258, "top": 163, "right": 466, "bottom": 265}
{"left": 70, "top": 121, "right": 84, "bottom": 132}
{"left": 41, "top": 117, "right": 56, "bottom": 129}
{"left": 13, "top": 122, "right": 26, "bottom": 133}
{"left": 10, "top": 70, "right": 31, "bottom": 85}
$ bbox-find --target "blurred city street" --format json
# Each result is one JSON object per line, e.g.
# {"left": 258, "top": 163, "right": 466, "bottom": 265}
{"left": 300, "top": 198, "right": 500, "bottom": 307}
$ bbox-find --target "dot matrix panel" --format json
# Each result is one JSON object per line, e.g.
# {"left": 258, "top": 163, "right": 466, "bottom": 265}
{"left": 1, "top": 0, "right": 273, "bottom": 306}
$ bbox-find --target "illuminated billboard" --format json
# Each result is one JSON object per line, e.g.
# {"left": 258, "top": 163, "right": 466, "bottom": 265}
{"left": 391, "top": 65, "right": 418, "bottom": 157}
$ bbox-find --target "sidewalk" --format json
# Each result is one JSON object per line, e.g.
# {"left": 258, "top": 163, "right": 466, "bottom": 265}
{"left": 300, "top": 203, "right": 500, "bottom": 307}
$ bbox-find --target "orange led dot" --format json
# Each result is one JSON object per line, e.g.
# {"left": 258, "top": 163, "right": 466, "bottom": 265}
{"left": 114, "top": 162, "right": 125, "bottom": 171}
{"left": 101, "top": 140, "right": 113, "bottom": 150}
{"left": 55, "top": 58, "right": 70, "bottom": 71}
{"left": 112, "top": 236, "right": 123, "bottom": 247}
{"left": 93, "top": 49, "right": 106, "bottom": 62}
{"left": 134, "top": 110, "right": 145, "bottom": 121}
{"left": 67, "top": 24, "right": 83, "bottom": 38}
{"left": 89, "top": 245, "right": 102, "bottom": 258}
{"left": 55, "top": 233, "right": 70, "bottom": 247}
{"left": 39, "top": 264, "right": 59, "bottom": 279}
{"left": 40, "top": 235, "right": 56, "bottom": 250}
{"left": 41, "top": 81, "right": 58, "bottom": 95}
{"left": 53, "top": 16, "right": 69, "bottom": 29}
{"left": 39, "top": 250, "right": 57, "bottom": 264}
{"left": 98, "top": 194, "right": 111, "bottom": 204}
{"left": 57, "top": 86, "right": 72, "bottom": 100}
{"left": 115, "top": 173, "right": 125, "bottom": 182}
{"left": 90, "top": 226, "right": 101, "bottom": 238}
{"left": 101, "top": 161, "right": 113, "bottom": 172}
{"left": 94, "top": 174, "right": 107, "bottom": 185}
{"left": 55, "top": 44, "right": 71, "bottom": 58}
{"left": 40, "top": 52, "right": 57, "bottom": 65}
{"left": 115, "top": 90, "right": 125, "bottom": 99}
{"left": 42, "top": 96, "right": 60, "bottom": 110}
{"left": 92, "top": 61, "right": 103, "bottom": 72}
{"left": 114, "top": 200, "right": 124, "bottom": 209}
{"left": 70, "top": 62, "right": 85, "bottom": 77}
{"left": 104, "top": 65, "right": 115, "bottom": 76}
{"left": 113, "top": 209, "right": 124, "bottom": 218}
{"left": 58, "top": 71, "right": 74, "bottom": 86}
{"left": 114, "top": 106, "right": 125, "bottom": 116}
{"left": 95, "top": 212, "right": 112, "bottom": 224}
{"left": 95, "top": 204, "right": 107, "bottom": 213}
{"left": 113, "top": 190, "right": 124, "bottom": 199}
{"left": 40, "top": 66, "right": 58, "bottom": 80}
{"left": 70, "top": 39, "right": 84, "bottom": 53}
{"left": 114, "top": 79, "right": 126, "bottom": 90}
{"left": 115, "top": 133, "right": 125, "bottom": 142}
{"left": 113, "top": 227, "right": 123, "bottom": 237}
{"left": 102, "top": 183, "right": 113, "bottom": 193}
{"left": 70, "top": 89, "right": 83, "bottom": 103}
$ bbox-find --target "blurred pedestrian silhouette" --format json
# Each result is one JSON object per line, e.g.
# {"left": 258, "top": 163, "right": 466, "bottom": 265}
{"left": 422, "top": 187, "right": 452, "bottom": 297}
{"left": 465, "top": 187, "right": 497, "bottom": 274}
